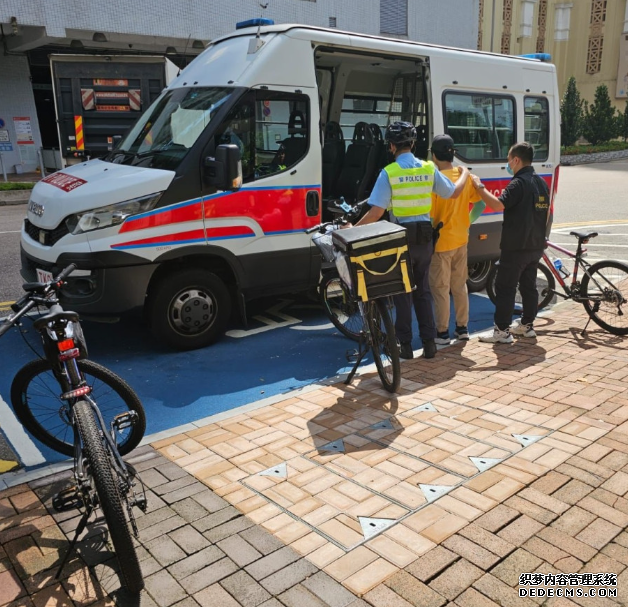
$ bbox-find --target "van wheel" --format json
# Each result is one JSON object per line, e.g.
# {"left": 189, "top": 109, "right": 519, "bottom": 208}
{"left": 149, "top": 269, "right": 231, "bottom": 350}
{"left": 467, "top": 260, "right": 493, "bottom": 293}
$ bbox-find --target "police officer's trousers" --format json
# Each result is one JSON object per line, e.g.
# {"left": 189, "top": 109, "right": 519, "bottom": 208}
{"left": 393, "top": 239, "right": 437, "bottom": 344}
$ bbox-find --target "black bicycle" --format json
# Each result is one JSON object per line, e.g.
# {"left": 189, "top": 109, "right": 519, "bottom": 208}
{"left": 486, "top": 231, "right": 628, "bottom": 335}
{"left": 308, "top": 202, "right": 401, "bottom": 392}
{"left": 0, "top": 265, "right": 147, "bottom": 593}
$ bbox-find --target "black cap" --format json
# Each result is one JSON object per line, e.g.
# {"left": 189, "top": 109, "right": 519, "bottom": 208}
{"left": 431, "top": 134, "right": 455, "bottom": 154}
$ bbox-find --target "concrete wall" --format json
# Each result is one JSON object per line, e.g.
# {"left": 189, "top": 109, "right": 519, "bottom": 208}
{"left": 0, "top": 54, "right": 43, "bottom": 174}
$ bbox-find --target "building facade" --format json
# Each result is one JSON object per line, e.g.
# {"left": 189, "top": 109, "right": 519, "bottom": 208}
{"left": 477, "top": 0, "right": 628, "bottom": 110}
{"left": 0, "top": 0, "right": 479, "bottom": 174}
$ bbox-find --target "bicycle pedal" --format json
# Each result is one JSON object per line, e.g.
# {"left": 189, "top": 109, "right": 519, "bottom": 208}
{"left": 112, "top": 410, "right": 138, "bottom": 431}
{"left": 345, "top": 349, "right": 359, "bottom": 363}
{"left": 52, "top": 486, "right": 83, "bottom": 512}
{"left": 132, "top": 494, "right": 148, "bottom": 512}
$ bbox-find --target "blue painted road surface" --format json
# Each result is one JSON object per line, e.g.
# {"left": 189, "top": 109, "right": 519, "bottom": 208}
{"left": 0, "top": 292, "right": 497, "bottom": 468}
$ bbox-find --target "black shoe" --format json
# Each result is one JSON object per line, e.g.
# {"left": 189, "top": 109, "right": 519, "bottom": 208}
{"left": 399, "top": 342, "right": 414, "bottom": 360}
{"left": 422, "top": 339, "right": 437, "bottom": 359}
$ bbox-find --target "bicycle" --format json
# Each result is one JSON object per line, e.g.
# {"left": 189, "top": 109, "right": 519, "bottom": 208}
{"left": 307, "top": 203, "right": 401, "bottom": 393}
{"left": 486, "top": 230, "right": 628, "bottom": 335}
{"left": 315, "top": 199, "right": 368, "bottom": 341}
{"left": 0, "top": 265, "right": 147, "bottom": 593}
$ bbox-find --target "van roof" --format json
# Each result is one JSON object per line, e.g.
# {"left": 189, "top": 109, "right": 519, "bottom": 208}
{"left": 211, "top": 22, "right": 553, "bottom": 66}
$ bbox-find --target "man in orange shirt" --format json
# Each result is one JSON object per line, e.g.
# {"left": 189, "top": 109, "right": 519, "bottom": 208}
{"left": 429, "top": 135, "right": 486, "bottom": 344}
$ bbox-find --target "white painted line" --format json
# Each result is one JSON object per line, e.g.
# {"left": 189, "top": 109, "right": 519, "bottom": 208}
{"left": 0, "top": 230, "right": 21, "bottom": 234}
{"left": 0, "top": 394, "right": 46, "bottom": 466}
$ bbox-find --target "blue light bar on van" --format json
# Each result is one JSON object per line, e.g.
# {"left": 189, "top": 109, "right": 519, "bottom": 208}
{"left": 519, "top": 53, "right": 552, "bottom": 62}
{"left": 236, "top": 18, "right": 275, "bottom": 30}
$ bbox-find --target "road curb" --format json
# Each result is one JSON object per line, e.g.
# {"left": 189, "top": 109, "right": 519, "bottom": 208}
{"left": 0, "top": 193, "right": 29, "bottom": 206}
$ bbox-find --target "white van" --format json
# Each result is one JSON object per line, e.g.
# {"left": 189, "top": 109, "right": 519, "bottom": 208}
{"left": 21, "top": 20, "right": 560, "bottom": 349}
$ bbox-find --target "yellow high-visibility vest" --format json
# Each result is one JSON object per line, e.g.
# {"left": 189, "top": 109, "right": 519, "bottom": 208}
{"left": 384, "top": 160, "right": 436, "bottom": 217}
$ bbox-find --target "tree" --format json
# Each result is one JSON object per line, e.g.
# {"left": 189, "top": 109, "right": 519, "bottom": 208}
{"left": 582, "top": 84, "right": 618, "bottom": 145}
{"left": 560, "top": 77, "right": 583, "bottom": 147}
{"left": 618, "top": 100, "right": 628, "bottom": 143}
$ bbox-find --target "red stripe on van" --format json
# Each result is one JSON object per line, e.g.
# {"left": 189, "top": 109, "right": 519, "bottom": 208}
{"left": 120, "top": 200, "right": 204, "bottom": 233}
{"left": 477, "top": 175, "right": 553, "bottom": 214}
{"left": 112, "top": 226, "right": 254, "bottom": 249}
{"left": 204, "top": 187, "right": 320, "bottom": 234}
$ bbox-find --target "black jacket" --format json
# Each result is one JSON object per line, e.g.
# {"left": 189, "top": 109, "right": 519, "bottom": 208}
{"left": 499, "top": 166, "right": 550, "bottom": 251}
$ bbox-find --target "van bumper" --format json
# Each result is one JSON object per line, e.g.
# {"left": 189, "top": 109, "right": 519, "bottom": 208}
{"left": 20, "top": 246, "right": 157, "bottom": 315}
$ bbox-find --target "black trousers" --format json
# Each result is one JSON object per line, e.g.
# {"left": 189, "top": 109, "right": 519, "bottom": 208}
{"left": 494, "top": 249, "right": 544, "bottom": 330}
{"left": 393, "top": 240, "right": 436, "bottom": 344}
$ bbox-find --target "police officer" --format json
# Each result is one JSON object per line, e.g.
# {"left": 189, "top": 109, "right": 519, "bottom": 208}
{"left": 354, "top": 122, "right": 470, "bottom": 359}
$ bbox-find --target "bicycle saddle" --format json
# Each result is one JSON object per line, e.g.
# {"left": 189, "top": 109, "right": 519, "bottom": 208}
{"left": 570, "top": 230, "right": 598, "bottom": 241}
{"left": 34, "top": 310, "right": 80, "bottom": 330}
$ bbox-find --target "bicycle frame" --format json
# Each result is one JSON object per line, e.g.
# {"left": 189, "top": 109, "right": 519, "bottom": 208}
{"left": 542, "top": 240, "right": 594, "bottom": 302}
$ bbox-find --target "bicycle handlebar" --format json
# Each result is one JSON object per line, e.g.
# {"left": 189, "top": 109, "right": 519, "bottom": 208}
{"left": 0, "top": 264, "right": 77, "bottom": 338}
{"left": 306, "top": 199, "right": 369, "bottom": 235}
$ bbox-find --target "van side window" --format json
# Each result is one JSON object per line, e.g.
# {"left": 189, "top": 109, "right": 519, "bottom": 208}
{"left": 443, "top": 92, "right": 516, "bottom": 161}
{"left": 215, "top": 91, "right": 309, "bottom": 183}
{"left": 524, "top": 97, "right": 549, "bottom": 161}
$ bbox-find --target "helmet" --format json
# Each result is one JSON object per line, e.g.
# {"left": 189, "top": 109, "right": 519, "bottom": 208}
{"left": 385, "top": 121, "right": 417, "bottom": 146}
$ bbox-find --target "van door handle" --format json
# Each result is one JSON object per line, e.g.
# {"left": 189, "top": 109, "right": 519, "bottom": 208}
{"left": 306, "top": 190, "right": 319, "bottom": 217}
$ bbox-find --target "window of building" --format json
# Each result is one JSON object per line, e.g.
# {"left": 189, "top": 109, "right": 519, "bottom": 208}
{"left": 590, "top": 0, "right": 607, "bottom": 24}
{"left": 443, "top": 92, "right": 515, "bottom": 161}
{"left": 380, "top": 0, "right": 408, "bottom": 36}
{"left": 520, "top": 0, "right": 537, "bottom": 39}
{"left": 524, "top": 97, "right": 549, "bottom": 161}
{"left": 329, "top": 17, "right": 337, "bottom": 28}
{"left": 215, "top": 91, "right": 309, "bottom": 182}
{"left": 554, "top": 2, "right": 573, "bottom": 41}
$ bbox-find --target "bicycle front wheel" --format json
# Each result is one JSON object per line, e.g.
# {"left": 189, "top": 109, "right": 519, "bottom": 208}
{"left": 11, "top": 359, "right": 146, "bottom": 457}
{"left": 486, "top": 262, "right": 556, "bottom": 312}
{"left": 367, "top": 298, "right": 400, "bottom": 393}
{"left": 74, "top": 400, "right": 144, "bottom": 594}
{"left": 581, "top": 261, "right": 628, "bottom": 335}
{"left": 320, "top": 271, "right": 363, "bottom": 341}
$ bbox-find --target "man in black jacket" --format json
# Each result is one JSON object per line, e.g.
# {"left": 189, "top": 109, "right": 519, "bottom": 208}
{"left": 471, "top": 142, "right": 550, "bottom": 343}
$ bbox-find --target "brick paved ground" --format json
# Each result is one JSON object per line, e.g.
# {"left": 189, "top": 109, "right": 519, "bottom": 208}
{"left": 1, "top": 298, "right": 628, "bottom": 606}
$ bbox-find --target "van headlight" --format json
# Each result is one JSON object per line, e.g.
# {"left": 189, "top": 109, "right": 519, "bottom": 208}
{"left": 65, "top": 192, "right": 163, "bottom": 235}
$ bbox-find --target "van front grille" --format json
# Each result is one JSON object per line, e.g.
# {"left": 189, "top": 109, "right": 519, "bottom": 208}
{"left": 24, "top": 219, "right": 70, "bottom": 247}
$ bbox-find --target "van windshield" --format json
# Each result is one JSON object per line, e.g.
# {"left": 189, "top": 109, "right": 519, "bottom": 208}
{"left": 105, "top": 87, "right": 233, "bottom": 171}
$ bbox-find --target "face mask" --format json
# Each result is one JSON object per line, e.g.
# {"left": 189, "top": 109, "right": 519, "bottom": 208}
{"left": 506, "top": 164, "right": 514, "bottom": 176}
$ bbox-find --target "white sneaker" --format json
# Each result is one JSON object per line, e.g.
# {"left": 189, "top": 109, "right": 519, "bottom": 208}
{"left": 511, "top": 321, "right": 537, "bottom": 338}
{"left": 479, "top": 327, "right": 514, "bottom": 344}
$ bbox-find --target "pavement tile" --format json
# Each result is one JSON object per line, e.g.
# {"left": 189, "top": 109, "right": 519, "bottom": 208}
{"left": 497, "top": 515, "right": 545, "bottom": 546}
{"left": 552, "top": 480, "right": 595, "bottom": 506}
{"left": 0, "top": 569, "right": 26, "bottom": 605}
{"left": 145, "top": 534, "right": 188, "bottom": 567}
{"left": 260, "top": 558, "right": 318, "bottom": 595}
{"left": 324, "top": 546, "right": 378, "bottom": 582}
{"left": 385, "top": 570, "right": 448, "bottom": 607}
{"left": 169, "top": 525, "right": 211, "bottom": 554}
{"left": 472, "top": 573, "right": 537, "bottom": 607}
{"left": 245, "top": 546, "right": 301, "bottom": 581}
{"left": 145, "top": 569, "right": 188, "bottom": 607}
{"left": 194, "top": 583, "right": 241, "bottom": 607}
{"left": 178, "top": 557, "right": 239, "bottom": 594}
{"left": 491, "top": 548, "right": 543, "bottom": 587}
{"left": 453, "top": 587, "right": 501, "bottom": 607}
{"left": 217, "top": 534, "right": 263, "bottom": 567}
{"left": 278, "top": 584, "right": 330, "bottom": 607}
{"left": 575, "top": 518, "right": 622, "bottom": 549}
{"left": 170, "top": 498, "right": 212, "bottom": 523}
{"left": 576, "top": 496, "right": 628, "bottom": 528}
{"left": 530, "top": 471, "right": 571, "bottom": 495}
{"left": 429, "top": 558, "right": 484, "bottom": 600}
{"left": 220, "top": 570, "right": 272, "bottom": 606}
{"left": 600, "top": 541, "right": 628, "bottom": 566}
{"left": 443, "top": 535, "right": 501, "bottom": 569}
{"left": 302, "top": 571, "right": 357, "bottom": 607}
{"left": 474, "top": 505, "right": 519, "bottom": 533}
{"left": 551, "top": 506, "right": 597, "bottom": 536}
{"left": 538, "top": 527, "right": 597, "bottom": 562}
{"left": 405, "top": 545, "right": 459, "bottom": 582}
{"left": 167, "top": 546, "right": 225, "bottom": 580}
{"left": 239, "top": 526, "right": 285, "bottom": 556}
{"left": 343, "top": 557, "right": 398, "bottom": 595}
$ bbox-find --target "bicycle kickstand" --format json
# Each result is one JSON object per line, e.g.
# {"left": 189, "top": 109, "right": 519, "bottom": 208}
{"left": 580, "top": 302, "right": 599, "bottom": 336}
{"left": 344, "top": 340, "right": 369, "bottom": 386}
{"left": 55, "top": 505, "right": 92, "bottom": 580}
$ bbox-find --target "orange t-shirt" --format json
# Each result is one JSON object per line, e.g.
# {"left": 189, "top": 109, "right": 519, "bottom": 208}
{"left": 431, "top": 167, "right": 482, "bottom": 253}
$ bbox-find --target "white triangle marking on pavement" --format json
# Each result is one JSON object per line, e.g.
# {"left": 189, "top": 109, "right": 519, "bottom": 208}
{"left": 258, "top": 463, "right": 287, "bottom": 478}
{"left": 370, "top": 419, "right": 395, "bottom": 430}
{"left": 512, "top": 434, "right": 543, "bottom": 447}
{"left": 469, "top": 456, "right": 503, "bottom": 472}
{"left": 409, "top": 402, "right": 438, "bottom": 413}
{"left": 319, "top": 439, "right": 346, "bottom": 453}
{"left": 419, "top": 484, "right": 455, "bottom": 503}
{"left": 359, "top": 517, "right": 396, "bottom": 540}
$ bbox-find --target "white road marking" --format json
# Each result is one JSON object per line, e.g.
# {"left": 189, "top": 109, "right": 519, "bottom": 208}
{"left": 0, "top": 230, "right": 21, "bottom": 234}
{"left": 0, "top": 393, "right": 45, "bottom": 466}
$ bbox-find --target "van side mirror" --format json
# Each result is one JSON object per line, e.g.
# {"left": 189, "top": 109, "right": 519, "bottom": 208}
{"left": 204, "top": 144, "right": 242, "bottom": 191}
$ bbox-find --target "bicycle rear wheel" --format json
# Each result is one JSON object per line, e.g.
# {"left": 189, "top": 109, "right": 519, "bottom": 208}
{"left": 73, "top": 399, "right": 143, "bottom": 593}
{"left": 581, "top": 261, "right": 628, "bottom": 335}
{"left": 320, "top": 271, "right": 363, "bottom": 341}
{"left": 367, "top": 298, "right": 400, "bottom": 393}
{"left": 11, "top": 359, "right": 146, "bottom": 457}
{"left": 486, "top": 262, "right": 556, "bottom": 312}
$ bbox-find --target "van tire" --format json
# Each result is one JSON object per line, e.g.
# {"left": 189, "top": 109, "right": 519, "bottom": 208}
{"left": 467, "top": 260, "right": 493, "bottom": 293}
{"left": 149, "top": 269, "right": 231, "bottom": 350}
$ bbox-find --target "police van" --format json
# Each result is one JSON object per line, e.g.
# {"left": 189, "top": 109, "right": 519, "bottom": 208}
{"left": 21, "top": 19, "right": 560, "bottom": 350}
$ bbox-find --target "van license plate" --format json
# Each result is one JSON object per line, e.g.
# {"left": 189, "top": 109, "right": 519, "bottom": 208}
{"left": 36, "top": 268, "right": 54, "bottom": 283}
